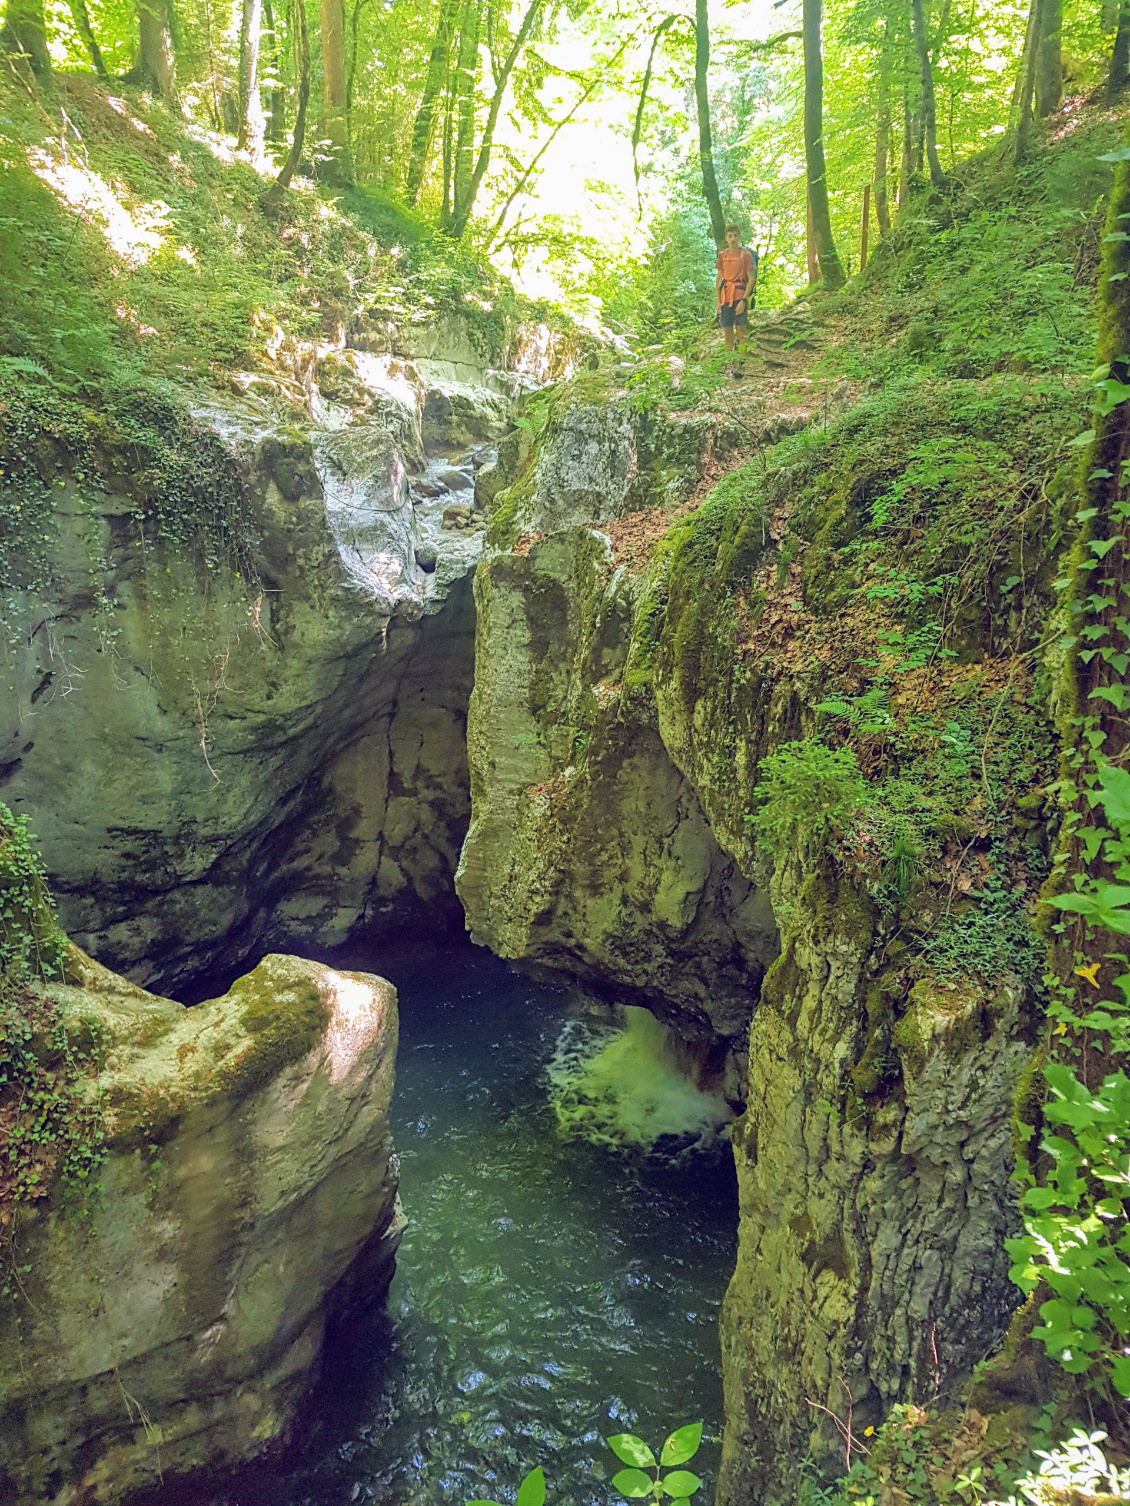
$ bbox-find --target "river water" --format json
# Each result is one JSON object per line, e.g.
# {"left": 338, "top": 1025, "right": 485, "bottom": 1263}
{"left": 216, "top": 937, "right": 738, "bottom": 1506}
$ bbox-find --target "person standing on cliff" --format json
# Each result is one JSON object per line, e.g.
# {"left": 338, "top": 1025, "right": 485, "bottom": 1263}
{"left": 716, "top": 225, "right": 756, "bottom": 377}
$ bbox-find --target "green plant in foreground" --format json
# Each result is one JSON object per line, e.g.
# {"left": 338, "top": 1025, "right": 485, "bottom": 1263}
{"left": 745, "top": 741, "right": 868, "bottom": 858}
{"left": 607, "top": 1423, "right": 704, "bottom": 1503}
{"left": 464, "top": 1424, "right": 704, "bottom": 1506}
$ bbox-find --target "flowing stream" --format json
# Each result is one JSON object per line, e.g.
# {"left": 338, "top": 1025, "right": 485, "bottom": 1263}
{"left": 214, "top": 936, "right": 738, "bottom": 1506}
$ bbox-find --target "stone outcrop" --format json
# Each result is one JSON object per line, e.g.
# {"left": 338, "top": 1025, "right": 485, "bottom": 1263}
{"left": 0, "top": 944, "right": 400, "bottom": 1505}
{"left": 458, "top": 371, "right": 1056, "bottom": 1501}
{"left": 456, "top": 384, "right": 776, "bottom": 1089}
{"left": 717, "top": 869, "right": 1030, "bottom": 1502}
{"left": 0, "top": 358, "right": 483, "bottom": 996}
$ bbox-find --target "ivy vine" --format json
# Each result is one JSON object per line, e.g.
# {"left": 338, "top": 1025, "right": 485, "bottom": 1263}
{"left": 0, "top": 802, "right": 105, "bottom": 1300}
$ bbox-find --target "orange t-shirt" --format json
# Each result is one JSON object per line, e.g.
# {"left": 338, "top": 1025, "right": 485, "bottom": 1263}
{"left": 717, "top": 246, "right": 753, "bottom": 305}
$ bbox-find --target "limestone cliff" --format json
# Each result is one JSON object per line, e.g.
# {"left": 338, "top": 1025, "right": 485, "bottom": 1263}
{"left": 456, "top": 378, "right": 780, "bottom": 1088}
{"left": 0, "top": 943, "right": 400, "bottom": 1504}
{"left": 0, "top": 321, "right": 524, "bottom": 995}
{"left": 459, "top": 363, "right": 1075, "bottom": 1499}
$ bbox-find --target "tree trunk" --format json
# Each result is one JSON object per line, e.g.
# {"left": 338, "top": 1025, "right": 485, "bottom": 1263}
{"left": 405, "top": 0, "right": 458, "bottom": 207}
{"left": 1110, "top": 0, "right": 1130, "bottom": 102}
{"left": 263, "top": 0, "right": 286, "bottom": 140}
{"left": 694, "top": 0, "right": 727, "bottom": 247}
{"left": 319, "top": 0, "right": 352, "bottom": 184}
{"left": 450, "top": 0, "right": 542, "bottom": 238}
{"left": 1, "top": 0, "right": 52, "bottom": 79}
{"left": 67, "top": 0, "right": 106, "bottom": 75}
{"left": 1015, "top": 0, "right": 1042, "bottom": 160}
{"left": 262, "top": 0, "right": 310, "bottom": 210}
{"left": 806, "top": 192, "right": 818, "bottom": 282}
{"left": 237, "top": 0, "right": 264, "bottom": 151}
{"left": 346, "top": 0, "right": 367, "bottom": 109}
{"left": 909, "top": 0, "right": 946, "bottom": 187}
{"left": 802, "top": 0, "right": 845, "bottom": 288}
{"left": 447, "top": 0, "right": 481, "bottom": 233}
{"left": 898, "top": 85, "right": 911, "bottom": 207}
{"left": 441, "top": 68, "right": 455, "bottom": 223}
{"left": 1034, "top": 0, "right": 1062, "bottom": 117}
{"left": 873, "top": 16, "right": 891, "bottom": 235}
{"left": 859, "top": 182, "right": 870, "bottom": 271}
{"left": 138, "top": 0, "right": 178, "bottom": 104}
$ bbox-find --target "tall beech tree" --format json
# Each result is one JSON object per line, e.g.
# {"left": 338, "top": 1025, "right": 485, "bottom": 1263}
{"left": 802, "top": 0, "right": 845, "bottom": 287}
{"left": 872, "top": 12, "right": 892, "bottom": 236}
{"left": 694, "top": 0, "right": 726, "bottom": 247}
{"left": 1035, "top": 0, "right": 1062, "bottom": 116}
{"left": 1110, "top": 0, "right": 1130, "bottom": 100}
{"left": 138, "top": 0, "right": 178, "bottom": 104}
{"left": 320, "top": 0, "right": 353, "bottom": 183}
{"left": 909, "top": 0, "right": 946, "bottom": 188}
{"left": 1, "top": 0, "right": 52, "bottom": 77}
{"left": 67, "top": 0, "right": 107, "bottom": 76}
{"left": 263, "top": 0, "right": 310, "bottom": 210}
{"left": 444, "top": 0, "right": 546, "bottom": 239}
{"left": 405, "top": 0, "right": 460, "bottom": 206}
{"left": 237, "top": 0, "right": 265, "bottom": 150}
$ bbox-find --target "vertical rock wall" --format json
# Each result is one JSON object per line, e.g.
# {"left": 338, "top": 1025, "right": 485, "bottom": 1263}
{"left": 0, "top": 375, "right": 481, "bottom": 996}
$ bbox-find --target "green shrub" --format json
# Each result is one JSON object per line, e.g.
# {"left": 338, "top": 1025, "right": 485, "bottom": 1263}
{"left": 745, "top": 740, "right": 869, "bottom": 858}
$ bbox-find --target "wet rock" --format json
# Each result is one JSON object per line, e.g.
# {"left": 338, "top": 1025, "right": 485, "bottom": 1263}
{"left": 438, "top": 468, "right": 473, "bottom": 490}
{"left": 0, "top": 945, "right": 400, "bottom": 1504}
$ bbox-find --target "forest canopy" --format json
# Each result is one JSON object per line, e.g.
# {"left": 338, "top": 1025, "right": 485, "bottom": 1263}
{"left": 1, "top": 0, "right": 1129, "bottom": 334}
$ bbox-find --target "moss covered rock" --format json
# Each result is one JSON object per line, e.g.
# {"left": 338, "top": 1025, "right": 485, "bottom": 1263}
{"left": 0, "top": 946, "right": 400, "bottom": 1504}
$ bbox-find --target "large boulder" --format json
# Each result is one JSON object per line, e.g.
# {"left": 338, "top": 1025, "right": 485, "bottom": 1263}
{"left": 0, "top": 946, "right": 400, "bottom": 1505}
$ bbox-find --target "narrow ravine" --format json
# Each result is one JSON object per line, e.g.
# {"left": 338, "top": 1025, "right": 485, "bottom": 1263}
{"left": 222, "top": 936, "right": 738, "bottom": 1506}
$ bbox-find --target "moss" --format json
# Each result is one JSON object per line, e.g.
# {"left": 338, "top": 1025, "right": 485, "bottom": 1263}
{"left": 223, "top": 967, "right": 330, "bottom": 1100}
{"left": 1010, "top": 1044, "right": 1047, "bottom": 1160}
{"left": 852, "top": 976, "right": 902, "bottom": 1098}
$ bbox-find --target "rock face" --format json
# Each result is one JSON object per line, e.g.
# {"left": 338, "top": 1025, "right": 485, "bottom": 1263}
{"left": 0, "top": 353, "right": 487, "bottom": 996}
{"left": 0, "top": 945, "right": 400, "bottom": 1504}
{"left": 717, "top": 871, "right": 1030, "bottom": 1502}
{"left": 456, "top": 385, "right": 775, "bottom": 1086}
{"left": 458, "top": 371, "right": 1058, "bottom": 1500}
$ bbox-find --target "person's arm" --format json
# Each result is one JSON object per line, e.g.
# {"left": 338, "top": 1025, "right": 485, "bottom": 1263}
{"left": 716, "top": 252, "right": 724, "bottom": 304}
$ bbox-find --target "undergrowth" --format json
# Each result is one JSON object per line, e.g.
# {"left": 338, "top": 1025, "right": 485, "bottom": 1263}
{"left": 0, "top": 802, "right": 104, "bottom": 1300}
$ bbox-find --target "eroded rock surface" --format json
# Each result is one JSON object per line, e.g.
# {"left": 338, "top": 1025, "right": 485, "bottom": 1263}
{"left": 0, "top": 946, "right": 400, "bottom": 1505}
{"left": 1, "top": 354, "right": 488, "bottom": 995}
{"left": 457, "top": 385, "right": 775, "bottom": 1086}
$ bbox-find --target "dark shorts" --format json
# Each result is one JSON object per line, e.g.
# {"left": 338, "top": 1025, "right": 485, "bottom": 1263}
{"left": 719, "top": 302, "right": 747, "bottom": 328}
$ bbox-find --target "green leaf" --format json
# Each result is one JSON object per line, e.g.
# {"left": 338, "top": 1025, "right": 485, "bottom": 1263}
{"left": 516, "top": 1469, "right": 546, "bottom": 1506}
{"left": 660, "top": 1425, "right": 703, "bottom": 1467}
{"left": 613, "top": 1469, "right": 655, "bottom": 1498}
{"left": 1090, "top": 538, "right": 1120, "bottom": 559}
{"left": 1097, "top": 765, "right": 1130, "bottom": 827}
{"left": 1091, "top": 684, "right": 1130, "bottom": 711}
{"left": 1098, "top": 147, "right": 1130, "bottom": 161}
{"left": 661, "top": 1472, "right": 702, "bottom": 1497}
{"left": 609, "top": 1437, "right": 657, "bottom": 1469}
{"left": 1069, "top": 429, "right": 1097, "bottom": 448}
{"left": 1111, "top": 1354, "right": 1130, "bottom": 1398}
